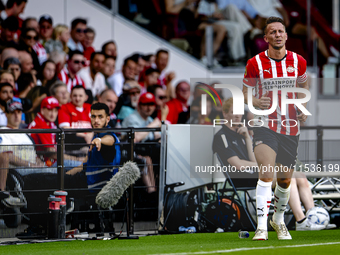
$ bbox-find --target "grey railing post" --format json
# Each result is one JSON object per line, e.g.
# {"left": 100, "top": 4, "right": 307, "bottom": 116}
{"left": 158, "top": 123, "right": 167, "bottom": 231}
{"left": 128, "top": 128, "right": 135, "bottom": 234}
{"left": 205, "top": 25, "right": 214, "bottom": 69}
{"left": 57, "top": 129, "right": 65, "bottom": 190}
{"left": 316, "top": 126, "right": 323, "bottom": 167}
{"left": 111, "top": 0, "right": 118, "bottom": 15}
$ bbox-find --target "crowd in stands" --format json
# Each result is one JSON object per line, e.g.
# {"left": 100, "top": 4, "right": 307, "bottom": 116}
{"left": 116, "top": 0, "right": 339, "bottom": 68}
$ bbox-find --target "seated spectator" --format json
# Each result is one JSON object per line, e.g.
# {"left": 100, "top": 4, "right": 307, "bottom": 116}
{"left": 1, "top": 48, "right": 19, "bottom": 69}
{"left": 139, "top": 67, "right": 160, "bottom": 94}
{"left": 18, "top": 50, "right": 34, "bottom": 74}
{"left": 49, "top": 50, "right": 66, "bottom": 74}
{"left": 67, "top": 18, "right": 87, "bottom": 52}
{"left": 44, "top": 24, "right": 70, "bottom": 54}
{"left": 0, "top": 70, "right": 15, "bottom": 89}
{"left": 130, "top": 53, "right": 146, "bottom": 79}
{"left": 115, "top": 81, "right": 141, "bottom": 121}
{"left": 36, "top": 59, "right": 57, "bottom": 89}
{"left": 49, "top": 81, "right": 70, "bottom": 106}
{"left": 121, "top": 92, "right": 161, "bottom": 193}
{"left": 101, "top": 40, "right": 117, "bottom": 60}
{"left": 189, "top": 94, "right": 213, "bottom": 125}
{"left": 3, "top": 57, "right": 21, "bottom": 82}
{"left": 58, "top": 85, "right": 92, "bottom": 151}
{"left": 0, "top": 82, "right": 14, "bottom": 126}
{"left": 0, "top": 99, "right": 47, "bottom": 208}
{"left": 1, "top": 0, "right": 27, "bottom": 38}
{"left": 22, "top": 17, "right": 48, "bottom": 65}
{"left": 16, "top": 72, "right": 35, "bottom": 99}
{"left": 57, "top": 50, "right": 85, "bottom": 92}
{"left": 78, "top": 51, "right": 106, "bottom": 99}
{"left": 38, "top": 15, "right": 53, "bottom": 46}
{"left": 108, "top": 56, "right": 137, "bottom": 97}
{"left": 147, "top": 84, "right": 168, "bottom": 121}
{"left": 18, "top": 28, "right": 41, "bottom": 72}
{"left": 166, "top": 81, "right": 190, "bottom": 124}
{"left": 102, "top": 56, "right": 116, "bottom": 87}
{"left": 28, "top": 96, "right": 84, "bottom": 168}
{"left": 98, "top": 89, "right": 118, "bottom": 127}
{"left": 82, "top": 27, "right": 96, "bottom": 65}
{"left": 143, "top": 53, "right": 155, "bottom": 66}
{"left": 0, "top": 16, "right": 19, "bottom": 51}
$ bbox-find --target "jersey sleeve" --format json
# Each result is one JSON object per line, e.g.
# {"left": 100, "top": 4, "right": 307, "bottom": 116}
{"left": 58, "top": 105, "right": 71, "bottom": 128}
{"left": 243, "top": 59, "right": 258, "bottom": 88}
{"left": 297, "top": 55, "right": 308, "bottom": 84}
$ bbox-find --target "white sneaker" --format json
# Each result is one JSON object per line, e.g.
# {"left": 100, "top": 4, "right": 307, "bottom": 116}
{"left": 325, "top": 223, "right": 337, "bottom": 229}
{"left": 270, "top": 220, "right": 292, "bottom": 240}
{"left": 252, "top": 229, "right": 268, "bottom": 240}
{"left": 296, "top": 218, "right": 326, "bottom": 231}
{"left": 1, "top": 195, "right": 26, "bottom": 208}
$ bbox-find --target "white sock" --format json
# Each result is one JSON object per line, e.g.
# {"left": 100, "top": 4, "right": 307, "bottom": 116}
{"left": 272, "top": 183, "right": 291, "bottom": 224}
{"left": 256, "top": 180, "right": 272, "bottom": 231}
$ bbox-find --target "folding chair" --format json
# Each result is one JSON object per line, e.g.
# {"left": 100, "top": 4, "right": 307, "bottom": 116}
{"left": 215, "top": 153, "right": 257, "bottom": 231}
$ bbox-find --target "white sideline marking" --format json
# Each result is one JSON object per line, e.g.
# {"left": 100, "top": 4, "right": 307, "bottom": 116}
{"left": 153, "top": 242, "right": 340, "bottom": 255}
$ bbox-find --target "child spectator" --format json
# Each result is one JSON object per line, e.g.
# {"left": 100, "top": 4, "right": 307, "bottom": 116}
{"left": 45, "top": 24, "right": 70, "bottom": 54}
{"left": 49, "top": 81, "right": 70, "bottom": 106}
{"left": 101, "top": 40, "right": 117, "bottom": 60}
{"left": 139, "top": 67, "right": 160, "bottom": 94}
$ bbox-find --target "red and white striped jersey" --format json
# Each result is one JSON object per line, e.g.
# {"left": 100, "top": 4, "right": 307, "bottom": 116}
{"left": 243, "top": 50, "right": 307, "bottom": 136}
{"left": 57, "top": 67, "right": 85, "bottom": 92}
{"left": 32, "top": 42, "right": 48, "bottom": 65}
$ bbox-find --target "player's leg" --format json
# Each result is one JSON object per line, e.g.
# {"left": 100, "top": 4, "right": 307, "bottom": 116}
{"left": 253, "top": 143, "right": 276, "bottom": 240}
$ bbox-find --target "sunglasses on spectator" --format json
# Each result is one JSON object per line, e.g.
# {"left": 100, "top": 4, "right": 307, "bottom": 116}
{"left": 73, "top": 60, "right": 86, "bottom": 65}
{"left": 25, "top": 35, "right": 38, "bottom": 40}
{"left": 140, "top": 103, "right": 155, "bottom": 106}
{"left": 158, "top": 96, "right": 166, "bottom": 100}
{"left": 76, "top": 28, "right": 87, "bottom": 33}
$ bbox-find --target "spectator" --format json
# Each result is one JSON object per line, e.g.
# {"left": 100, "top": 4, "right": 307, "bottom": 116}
{"left": 107, "top": 56, "right": 137, "bottom": 97}
{"left": 101, "top": 40, "right": 117, "bottom": 60}
{"left": 78, "top": 51, "right": 106, "bottom": 99}
{"left": 166, "top": 81, "right": 190, "bottom": 124}
{"left": 36, "top": 59, "right": 57, "bottom": 89}
{"left": 49, "top": 50, "right": 66, "bottom": 74}
{"left": 139, "top": 67, "right": 160, "bottom": 94}
{"left": 98, "top": 89, "right": 118, "bottom": 127}
{"left": 102, "top": 56, "right": 116, "bottom": 86}
{"left": 82, "top": 27, "right": 95, "bottom": 64}
{"left": 0, "top": 70, "right": 15, "bottom": 89}
{"left": 18, "top": 28, "right": 40, "bottom": 72}
{"left": 18, "top": 50, "right": 33, "bottom": 73}
{"left": 130, "top": 53, "right": 146, "bottom": 79}
{"left": 28, "top": 96, "right": 84, "bottom": 168}
{"left": 116, "top": 81, "right": 141, "bottom": 121}
{"left": 121, "top": 92, "right": 161, "bottom": 193}
{"left": 142, "top": 54, "right": 155, "bottom": 67}
{"left": 1, "top": 47, "right": 19, "bottom": 69}
{"left": 0, "top": 99, "right": 46, "bottom": 208}
{"left": 16, "top": 72, "right": 35, "bottom": 98}
{"left": 3, "top": 57, "right": 21, "bottom": 82}
{"left": 147, "top": 84, "right": 168, "bottom": 121}
{"left": 58, "top": 85, "right": 92, "bottom": 150}
{"left": 44, "top": 24, "right": 70, "bottom": 54}
{"left": 1, "top": 0, "right": 27, "bottom": 36}
{"left": 57, "top": 50, "right": 85, "bottom": 92}
{"left": 68, "top": 18, "right": 87, "bottom": 52}
{"left": 0, "top": 82, "right": 14, "bottom": 126}
{"left": 49, "top": 81, "right": 70, "bottom": 106}
{"left": 38, "top": 15, "right": 53, "bottom": 46}
{"left": 0, "top": 16, "right": 19, "bottom": 51}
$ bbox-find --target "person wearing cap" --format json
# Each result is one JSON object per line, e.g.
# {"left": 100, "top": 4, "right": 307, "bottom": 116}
{"left": 121, "top": 92, "right": 160, "bottom": 193}
{"left": 0, "top": 98, "right": 46, "bottom": 208}
{"left": 38, "top": 15, "right": 53, "bottom": 46}
{"left": 115, "top": 80, "right": 141, "bottom": 121}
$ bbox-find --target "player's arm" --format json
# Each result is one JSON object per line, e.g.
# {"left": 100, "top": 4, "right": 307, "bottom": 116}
{"left": 227, "top": 156, "right": 258, "bottom": 170}
{"left": 296, "top": 58, "right": 309, "bottom": 122}
{"left": 66, "top": 156, "right": 88, "bottom": 175}
{"left": 243, "top": 85, "right": 270, "bottom": 109}
{"left": 237, "top": 126, "right": 256, "bottom": 162}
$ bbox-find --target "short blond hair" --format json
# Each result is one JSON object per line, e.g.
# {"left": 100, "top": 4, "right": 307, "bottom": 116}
{"left": 52, "top": 24, "right": 68, "bottom": 40}
{"left": 222, "top": 97, "right": 233, "bottom": 114}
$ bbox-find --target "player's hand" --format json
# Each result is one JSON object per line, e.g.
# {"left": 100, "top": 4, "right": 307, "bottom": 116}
{"left": 90, "top": 138, "right": 102, "bottom": 152}
{"left": 259, "top": 91, "right": 271, "bottom": 109}
{"left": 297, "top": 112, "right": 308, "bottom": 122}
{"left": 237, "top": 126, "right": 250, "bottom": 138}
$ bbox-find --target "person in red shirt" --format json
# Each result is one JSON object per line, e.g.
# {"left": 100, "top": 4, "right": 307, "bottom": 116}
{"left": 166, "top": 81, "right": 190, "bottom": 124}
{"left": 58, "top": 85, "right": 92, "bottom": 150}
{"left": 243, "top": 17, "right": 309, "bottom": 241}
{"left": 57, "top": 50, "right": 85, "bottom": 92}
{"left": 139, "top": 67, "right": 160, "bottom": 94}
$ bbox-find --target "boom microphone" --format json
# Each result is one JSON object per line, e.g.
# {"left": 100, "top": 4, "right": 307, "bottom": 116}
{"left": 96, "top": 161, "right": 141, "bottom": 209}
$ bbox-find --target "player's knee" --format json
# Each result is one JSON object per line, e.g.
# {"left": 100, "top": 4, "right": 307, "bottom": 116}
{"left": 277, "top": 178, "right": 291, "bottom": 189}
{"left": 260, "top": 177, "right": 273, "bottom": 183}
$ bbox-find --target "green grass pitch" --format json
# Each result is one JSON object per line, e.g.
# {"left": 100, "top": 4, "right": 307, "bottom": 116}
{"left": 1, "top": 229, "right": 340, "bottom": 255}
